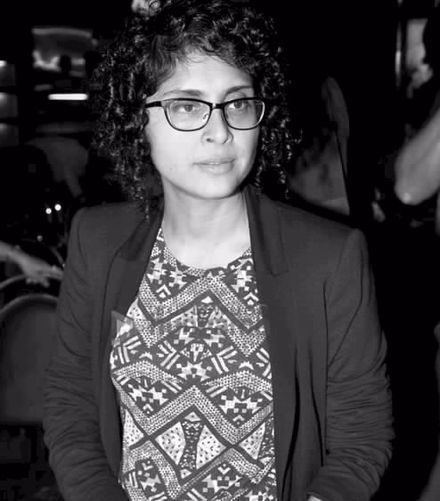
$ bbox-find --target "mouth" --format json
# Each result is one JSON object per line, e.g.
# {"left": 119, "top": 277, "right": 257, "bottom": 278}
{"left": 196, "top": 158, "right": 234, "bottom": 166}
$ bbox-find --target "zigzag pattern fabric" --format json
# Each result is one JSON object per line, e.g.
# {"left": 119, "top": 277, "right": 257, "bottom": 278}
{"left": 110, "top": 229, "right": 278, "bottom": 500}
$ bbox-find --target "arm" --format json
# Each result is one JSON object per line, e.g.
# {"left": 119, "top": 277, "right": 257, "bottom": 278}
{"left": 308, "top": 230, "right": 393, "bottom": 501}
{"left": 43, "top": 210, "right": 126, "bottom": 501}
{"left": 0, "top": 240, "right": 63, "bottom": 286}
{"left": 394, "top": 104, "right": 440, "bottom": 205}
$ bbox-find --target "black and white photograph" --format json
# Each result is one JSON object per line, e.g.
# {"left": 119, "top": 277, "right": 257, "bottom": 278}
{"left": 0, "top": 1, "right": 439, "bottom": 500}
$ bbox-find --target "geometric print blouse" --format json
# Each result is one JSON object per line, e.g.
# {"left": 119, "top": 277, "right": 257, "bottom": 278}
{"left": 110, "top": 228, "right": 278, "bottom": 500}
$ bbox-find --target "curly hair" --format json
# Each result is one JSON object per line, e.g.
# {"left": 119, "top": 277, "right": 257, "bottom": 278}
{"left": 91, "top": 0, "right": 298, "bottom": 214}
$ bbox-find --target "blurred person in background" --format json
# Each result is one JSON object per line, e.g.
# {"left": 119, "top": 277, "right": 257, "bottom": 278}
{"left": 287, "top": 72, "right": 350, "bottom": 218}
{"left": 0, "top": 144, "right": 65, "bottom": 287}
{"left": 0, "top": 240, "right": 62, "bottom": 287}
{"left": 405, "top": 4, "right": 440, "bottom": 136}
{"left": 390, "top": 5, "right": 440, "bottom": 501}
{"left": 394, "top": 3, "right": 440, "bottom": 214}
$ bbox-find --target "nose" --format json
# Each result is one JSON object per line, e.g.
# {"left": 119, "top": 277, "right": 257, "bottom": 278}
{"left": 202, "top": 108, "right": 231, "bottom": 143}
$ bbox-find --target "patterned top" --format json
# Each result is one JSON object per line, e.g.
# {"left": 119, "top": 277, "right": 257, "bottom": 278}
{"left": 110, "top": 229, "right": 278, "bottom": 500}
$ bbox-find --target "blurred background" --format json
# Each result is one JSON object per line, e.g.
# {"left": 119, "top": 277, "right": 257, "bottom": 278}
{"left": 0, "top": 0, "right": 433, "bottom": 244}
{"left": 1, "top": 0, "right": 440, "bottom": 500}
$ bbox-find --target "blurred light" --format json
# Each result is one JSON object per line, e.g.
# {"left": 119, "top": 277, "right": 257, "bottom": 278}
{"left": 33, "top": 26, "right": 94, "bottom": 38}
{"left": 0, "top": 93, "right": 18, "bottom": 119}
{"left": 0, "top": 123, "right": 19, "bottom": 146}
{"left": 45, "top": 207, "right": 52, "bottom": 215}
{"left": 37, "top": 235, "right": 43, "bottom": 242}
{"left": 48, "top": 93, "right": 88, "bottom": 101}
{"left": 54, "top": 203, "right": 62, "bottom": 211}
{"left": 0, "top": 60, "right": 7, "bottom": 68}
{"left": 33, "top": 50, "right": 59, "bottom": 71}
{"left": 34, "top": 83, "right": 53, "bottom": 92}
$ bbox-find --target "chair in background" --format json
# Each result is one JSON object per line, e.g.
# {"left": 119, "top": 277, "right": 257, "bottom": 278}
{"left": 0, "top": 274, "right": 61, "bottom": 309}
{"left": 0, "top": 292, "right": 63, "bottom": 500}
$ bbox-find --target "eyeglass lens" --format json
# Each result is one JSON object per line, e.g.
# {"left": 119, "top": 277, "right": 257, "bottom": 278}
{"left": 166, "top": 99, "right": 264, "bottom": 131}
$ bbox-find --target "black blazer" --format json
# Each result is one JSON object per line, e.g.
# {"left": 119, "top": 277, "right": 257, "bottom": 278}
{"left": 44, "top": 187, "right": 393, "bottom": 501}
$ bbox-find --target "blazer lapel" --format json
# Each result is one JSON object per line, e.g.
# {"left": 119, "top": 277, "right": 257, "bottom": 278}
{"left": 99, "top": 205, "right": 163, "bottom": 476}
{"left": 245, "top": 187, "right": 298, "bottom": 499}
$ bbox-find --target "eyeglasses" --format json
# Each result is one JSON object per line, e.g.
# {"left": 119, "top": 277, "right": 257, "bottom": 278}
{"left": 145, "top": 97, "right": 265, "bottom": 131}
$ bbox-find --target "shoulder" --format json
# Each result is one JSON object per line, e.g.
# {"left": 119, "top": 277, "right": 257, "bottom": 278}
{"left": 70, "top": 201, "right": 145, "bottom": 251}
{"left": 272, "top": 196, "right": 358, "bottom": 243}
{"left": 74, "top": 201, "right": 143, "bottom": 227}
{"left": 262, "top": 195, "right": 367, "bottom": 272}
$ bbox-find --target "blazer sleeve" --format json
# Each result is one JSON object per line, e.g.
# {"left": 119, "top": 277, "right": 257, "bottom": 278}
{"left": 43, "top": 209, "right": 127, "bottom": 501}
{"left": 308, "top": 229, "right": 394, "bottom": 501}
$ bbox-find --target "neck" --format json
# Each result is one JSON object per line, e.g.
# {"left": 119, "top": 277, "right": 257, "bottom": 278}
{"left": 161, "top": 190, "right": 250, "bottom": 268}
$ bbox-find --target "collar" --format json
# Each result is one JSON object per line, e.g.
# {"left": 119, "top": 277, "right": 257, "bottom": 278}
{"left": 244, "top": 185, "right": 289, "bottom": 276}
{"left": 117, "top": 186, "right": 289, "bottom": 276}
{"left": 110, "top": 185, "right": 289, "bottom": 321}
{"left": 118, "top": 199, "right": 164, "bottom": 261}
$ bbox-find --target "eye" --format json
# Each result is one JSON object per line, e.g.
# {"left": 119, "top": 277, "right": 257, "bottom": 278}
{"left": 170, "top": 100, "right": 203, "bottom": 114}
{"left": 228, "top": 99, "right": 250, "bottom": 112}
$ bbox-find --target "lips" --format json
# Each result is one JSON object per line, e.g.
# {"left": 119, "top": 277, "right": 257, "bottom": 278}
{"left": 196, "top": 158, "right": 234, "bottom": 165}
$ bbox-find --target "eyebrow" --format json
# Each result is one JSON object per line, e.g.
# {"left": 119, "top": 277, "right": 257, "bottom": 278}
{"left": 160, "top": 85, "right": 254, "bottom": 98}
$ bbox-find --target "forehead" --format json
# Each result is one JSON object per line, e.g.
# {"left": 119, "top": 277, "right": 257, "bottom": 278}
{"left": 154, "top": 52, "right": 253, "bottom": 97}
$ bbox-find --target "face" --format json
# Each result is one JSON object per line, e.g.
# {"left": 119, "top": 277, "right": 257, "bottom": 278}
{"left": 144, "top": 52, "right": 260, "bottom": 203}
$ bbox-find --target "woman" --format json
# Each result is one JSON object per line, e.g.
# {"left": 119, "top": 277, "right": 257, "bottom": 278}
{"left": 43, "top": 1, "right": 393, "bottom": 500}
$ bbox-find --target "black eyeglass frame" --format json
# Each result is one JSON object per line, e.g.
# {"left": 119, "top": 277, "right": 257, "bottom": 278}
{"left": 144, "top": 97, "right": 266, "bottom": 131}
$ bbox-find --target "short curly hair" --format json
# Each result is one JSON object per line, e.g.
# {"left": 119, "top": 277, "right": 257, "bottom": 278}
{"left": 91, "top": 0, "right": 297, "bottom": 214}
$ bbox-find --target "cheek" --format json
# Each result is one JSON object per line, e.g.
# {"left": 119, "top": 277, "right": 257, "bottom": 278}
{"left": 252, "top": 130, "right": 260, "bottom": 153}
{"left": 145, "top": 122, "right": 169, "bottom": 156}
{"left": 241, "top": 130, "right": 260, "bottom": 163}
{"left": 243, "top": 132, "right": 260, "bottom": 176}
{"left": 144, "top": 120, "right": 163, "bottom": 156}
{"left": 145, "top": 126, "right": 190, "bottom": 176}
